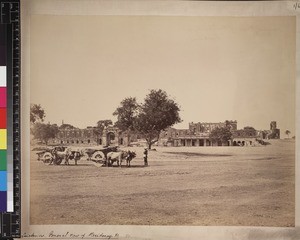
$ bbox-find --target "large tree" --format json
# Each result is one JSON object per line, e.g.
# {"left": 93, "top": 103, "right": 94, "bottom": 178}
{"left": 135, "top": 89, "right": 181, "bottom": 149}
{"left": 209, "top": 127, "right": 232, "bottom": 145}
{"left": 30, "top": 104, "right": 45, "bottom": 124}
{"left": 113, "top": 97, "right": 139, "bottom": 146}
{"left": 97, "top": 120, "right": 113, "bottom": 129}
{"left": 31, "top": 123, "right": 59, "bottom": 145}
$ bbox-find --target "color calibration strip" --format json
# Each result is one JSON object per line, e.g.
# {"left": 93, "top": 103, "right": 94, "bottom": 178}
{"left": 0, "top": 1, "right": 20, "bottom": 237}
{"left": 0, "top": 3, "right": 16, "bottom": 213}
{"left": 0, "top": 23, "right": 7, "bottom": 213}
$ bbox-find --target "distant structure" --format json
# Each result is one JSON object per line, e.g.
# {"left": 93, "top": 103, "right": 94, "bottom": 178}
{"left": 158, "top": 121, "right": 280, "bottom": 147}
{"left": 50, "top": 125, "right": 136, "bottom": 146}
{"left": 158, "top": 121, "right": 237, "bottom": 147}
{"left": 256, "top": 121, "right": 280, "bottom": 140}
{"left": 50, "top": 120, "right": 280, "bottom": 147}
{"left": 270, "top": 121, "right": 281, "bottom": 139}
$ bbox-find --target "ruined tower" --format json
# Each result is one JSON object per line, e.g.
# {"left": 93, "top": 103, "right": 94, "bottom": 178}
{"left": 270, "top": 121, "right": 280, "bottom": 139}
{"left": 270, "top": 121, "right": 277, "bottom": 130}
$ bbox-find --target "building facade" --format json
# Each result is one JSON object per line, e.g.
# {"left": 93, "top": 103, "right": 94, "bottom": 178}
{"left": 158, "top": 120, "right": 280, "bottom": 147}
{"left": 50, "top": 120, "right": 280, "bottom": 147}
{"left": 158, "top": 121, "right": 238, "bottom": 147}
{"left": 50, "top": 125, "right": 136, "bottom": 146}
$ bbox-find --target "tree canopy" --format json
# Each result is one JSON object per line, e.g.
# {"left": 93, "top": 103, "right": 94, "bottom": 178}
{"left": 59, "top": 123, "right": 76, "bottom": 130}
{"left": 93, "top": 119, "right": 113, "bottom": 137}
{"left": 30, "top": 104, "right": 45, "bottom": 124}
{"left": 113, "top": 97, "right": 139, "bottom": 146}
{"left": 243, "top": 126, "right": 257, "bottom": 136}
{"left": 97, "top": 120, "right": 113, "bottom": 130}
{"left": 136, "top": 89, "right": 181, "bottom": 149}
{"left": 31, "top": 123, "right": 59, "bottom": 145}
{"left": 209, "top": 127, "right": 232, "bottom": 143}
{"left": 113, "top": 90, "right": 181, "bottom": 149}
{"left": 113, "top": 97, "right": 139, "bottom": 132}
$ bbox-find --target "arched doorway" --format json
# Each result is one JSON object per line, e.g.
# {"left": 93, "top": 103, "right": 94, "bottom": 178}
{"left": 107, "top": 132, "right": 115, "bottom": 145}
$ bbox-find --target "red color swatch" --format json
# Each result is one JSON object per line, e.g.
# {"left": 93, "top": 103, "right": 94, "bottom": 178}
{"left": 0, "top": 108, "right": 6, "bottom": 129}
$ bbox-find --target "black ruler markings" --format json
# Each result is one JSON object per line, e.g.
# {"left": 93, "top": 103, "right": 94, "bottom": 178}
{"left": 0, "top": 0, "right": 20, "bottom": 239}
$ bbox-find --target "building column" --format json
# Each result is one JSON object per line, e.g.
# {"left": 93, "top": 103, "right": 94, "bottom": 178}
{"left": 196, "top": 139, "right": 200, "bottom": 146}
{"left": 185, "top": 139, "right": 187, "bottom": 147}
{"left": 204, "top": 139, "right": 207, "bottom": 146}
{"left": 102, "top": 136, "right": 107, "bottom": 146}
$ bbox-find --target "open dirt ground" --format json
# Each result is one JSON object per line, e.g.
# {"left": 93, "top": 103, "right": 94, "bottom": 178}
{"left": 30, "top": 139, "right": 295, "bottom": 226}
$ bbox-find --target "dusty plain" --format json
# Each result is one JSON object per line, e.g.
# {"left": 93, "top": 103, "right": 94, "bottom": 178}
{"left": 30, "top": 139, "right": 295, "bottom": 226}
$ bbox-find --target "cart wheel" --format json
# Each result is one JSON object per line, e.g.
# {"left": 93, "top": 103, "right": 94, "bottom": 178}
{"left": 42, "top": 152, "right": 53, "bottom": 165}
{"left": 91, "top": 151, "right": 105, "bottom": 162}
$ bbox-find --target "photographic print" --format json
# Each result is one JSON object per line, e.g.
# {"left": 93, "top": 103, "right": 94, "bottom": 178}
{"left": 28, "top": 14, "right": 295, "bottom": 227}
{"left": 21, "top": 1, "right": 300, "bottom": 239}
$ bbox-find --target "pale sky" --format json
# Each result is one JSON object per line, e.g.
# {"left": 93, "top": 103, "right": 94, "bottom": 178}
{"left": 30, "top": 16, "right": 296, "bottom": 136}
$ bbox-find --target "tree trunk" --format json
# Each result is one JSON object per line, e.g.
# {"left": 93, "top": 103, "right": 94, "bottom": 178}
{"left": 147, "top": 138, "right": 152, "bottom": 149}
{"left": 127, "top": 131, "right": 131, "bottom": 147}
{"left": 148, "top": 134, "right": 159, "bottom": 149}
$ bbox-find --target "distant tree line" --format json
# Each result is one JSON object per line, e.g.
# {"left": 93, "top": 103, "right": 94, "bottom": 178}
{"left": 30, "top": 89, "right": 182, "bottom": 148}
{"left": 30, "top": 104, "right": 58, "bottom": 145}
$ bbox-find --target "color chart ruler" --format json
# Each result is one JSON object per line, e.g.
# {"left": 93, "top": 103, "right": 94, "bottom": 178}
{"left": 0, "top": 0, "right": 20, "bottom": 239}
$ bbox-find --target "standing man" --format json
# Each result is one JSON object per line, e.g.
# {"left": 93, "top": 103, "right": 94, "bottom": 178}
{"left": 143, "top": 148, "right": 148, "bottom": 166}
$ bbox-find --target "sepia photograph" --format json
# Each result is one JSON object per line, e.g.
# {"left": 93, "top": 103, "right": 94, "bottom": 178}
{"left": 20, "top": 1, "right": 300, "bottom": 239}
{"left": 28, "top": 14, "right": 295, "bottom": 227}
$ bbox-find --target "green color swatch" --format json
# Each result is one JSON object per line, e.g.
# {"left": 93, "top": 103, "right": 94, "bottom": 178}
{"left": 0, "top": 150, "right": 6, "bottom": 171}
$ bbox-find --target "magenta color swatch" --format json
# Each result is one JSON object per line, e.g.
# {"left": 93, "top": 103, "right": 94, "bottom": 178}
{"left": 0, "top": 87, "right": 6, "bottom": 108}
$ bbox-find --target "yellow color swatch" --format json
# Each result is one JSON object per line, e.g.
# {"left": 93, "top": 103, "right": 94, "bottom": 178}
{"left": 0, "top": 129, "right": 7, "bottom": 149}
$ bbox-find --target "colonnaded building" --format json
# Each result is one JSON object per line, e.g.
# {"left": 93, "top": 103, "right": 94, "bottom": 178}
{"left": 50, "top": 120, "right": 280, "bottom": 147}
{"left": 158, "top": 121, "right": 280, "bottom": 147}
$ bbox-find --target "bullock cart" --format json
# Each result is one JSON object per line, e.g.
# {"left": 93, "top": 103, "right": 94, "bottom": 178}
{"left": 33, "top": 146, "right": 68, "bottom": 165}
{"left": 84, "top": 146, "right": 119, "bottom": 166}
{"left": 33, "top": 145, "right": 83, "bottom": 165}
